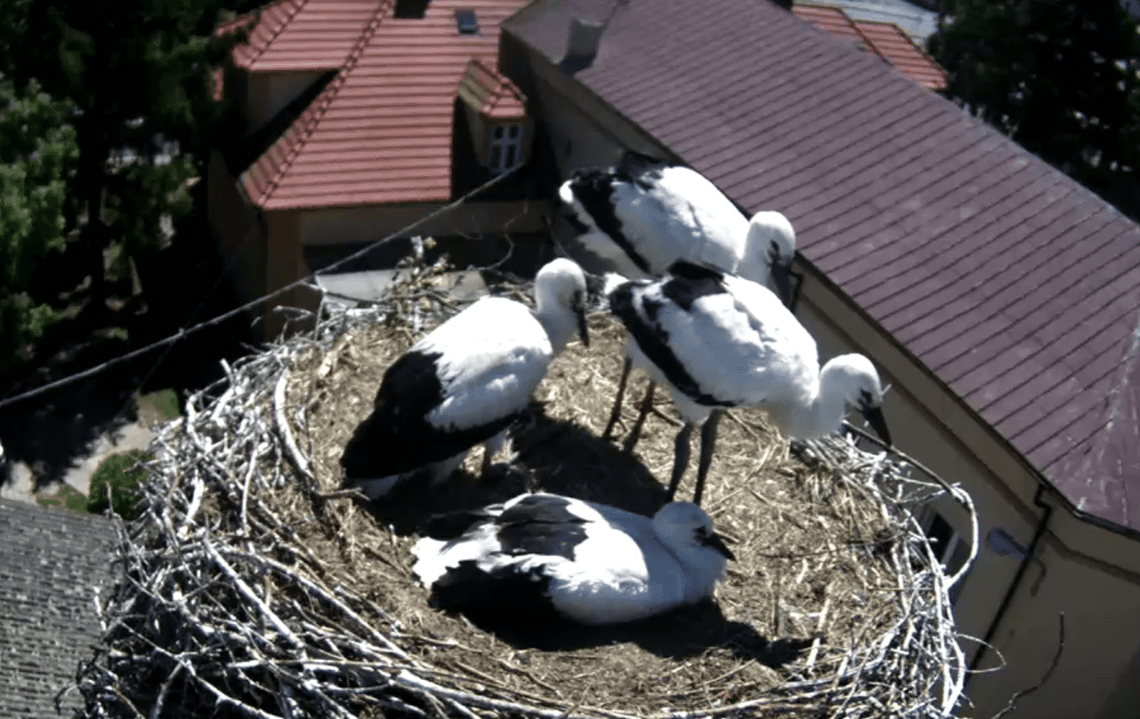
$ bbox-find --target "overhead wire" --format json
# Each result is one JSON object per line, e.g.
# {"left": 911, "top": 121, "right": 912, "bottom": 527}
{"left": 0, "top": 165, "right": 523, "bottom": 411}
{"left": 108, "top": 211, "right": 261, "bottom": 424}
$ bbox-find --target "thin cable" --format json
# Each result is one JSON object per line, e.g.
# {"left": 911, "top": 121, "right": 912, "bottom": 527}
{"left": 0, "top": 166, "right": 522, "bottom": 411}
{"left": 109, "top": 221, "right": 259, "bottom": 423}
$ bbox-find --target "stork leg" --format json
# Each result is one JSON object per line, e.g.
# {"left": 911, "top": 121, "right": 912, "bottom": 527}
{"left": 602, "top": 356, "right": 633, "bottom": 441}
{"left": 480, "top": 431, "right": 507, "bottom": 479}
{"left": 666, "top": 422, "right": 695, "bottom": 500}
{"left": 480, "top": 445, "right": 493, "bottom": 478}
{"left": 622, "top": 381, "right": 656, "bottom": 453}
{"left": 692, "top": 410, "right": 723, "bottom": 506}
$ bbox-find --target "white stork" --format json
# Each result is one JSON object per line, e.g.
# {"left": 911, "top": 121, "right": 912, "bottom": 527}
{"left": 605, "top": 261, "right": 891, "bottom": 505}
{"left": 559, "top": 151, "right": 798, "bottom": 446}
{"left": 412, "top": 492, "right": 734, "bottom": 626}
{"left": 341, "top": 259, "right": 589, "bottom": 499}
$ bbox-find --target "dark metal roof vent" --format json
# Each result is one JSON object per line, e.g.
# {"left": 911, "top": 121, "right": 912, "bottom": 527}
{"left": 456, "top": 9, "right": 479, "bottom": 34}
{"left": 566, "top": 18, "right": 603, "bottom": 63}
{"left": 393, "top": 0, "right": 430, "bottom": 18}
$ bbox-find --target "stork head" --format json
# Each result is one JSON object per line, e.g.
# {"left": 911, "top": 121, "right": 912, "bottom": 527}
{"left": 745, "top": 210, "right": 796, "bottom": 307}
{"left": 653, "top": 501, "right": 735, "bottom": 561}
{"left": 534, "top": 258, "right": 590, "bottom": 350}
{"left": 824, "top": 354, "right": 892, "bottom": 447}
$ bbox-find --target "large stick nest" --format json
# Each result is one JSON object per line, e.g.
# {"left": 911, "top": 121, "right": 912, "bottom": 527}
{"left": 76, "top": 263, "right": 977, "bottom": 718}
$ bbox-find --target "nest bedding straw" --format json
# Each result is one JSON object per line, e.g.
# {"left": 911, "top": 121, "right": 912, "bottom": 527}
{"left": 75, "top": 267, "right": 977, "bottom": 718}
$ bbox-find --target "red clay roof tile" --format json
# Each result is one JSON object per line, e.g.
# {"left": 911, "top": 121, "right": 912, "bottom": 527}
{"left": 229, "top": 0, "right": 530, "bottom": 209}
{"left": 793, "top": 3, "right": 947, "bottom": 90}
{"left": 505, "top": 0, "right": 1140, "bottom": 532}
{"left": 458, "top": 58, "right": 526, "bottom": 120}
{"left": 230, "top": 0, "right": 382, "bottom": 71}
{"left": 852, "top": 20, "right": 947, "bottom": 91}
{"left": 792, "top": 4, "right": 875, "bottom": 52}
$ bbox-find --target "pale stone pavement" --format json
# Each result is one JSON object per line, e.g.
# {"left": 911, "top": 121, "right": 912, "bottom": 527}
{"left": 0, "top": 421, "right": 155, "bottom": 504}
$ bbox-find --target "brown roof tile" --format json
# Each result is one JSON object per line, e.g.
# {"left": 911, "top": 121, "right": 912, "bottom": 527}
{"left": 505, "top": 0, "right": 1140, "bottom": 531}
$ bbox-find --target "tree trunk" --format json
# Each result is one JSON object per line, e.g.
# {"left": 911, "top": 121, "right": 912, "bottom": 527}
{"left": 76, "top": 114, "right": 109, "bottom": 317}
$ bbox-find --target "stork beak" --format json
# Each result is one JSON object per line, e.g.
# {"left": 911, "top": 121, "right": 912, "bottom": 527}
{"left": 698, "top": 528, "right": 736, "bottom": 560}
{"left": 861, "top": 404, "right": 892, "bottom": 447}
{"left": 770, "top": 257, "right": 794, "bottom": 309}
{"left": 575, "top": 302, "right": 590, "bottom": 347}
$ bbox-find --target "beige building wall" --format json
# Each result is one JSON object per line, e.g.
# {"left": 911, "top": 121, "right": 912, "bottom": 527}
{"left": 510, "top": 43, "right": 1140, "bottom": 719}
{"left": 251, "top": 199, "right": 549, "bottom": 337}
{"left": 1100, "top": 644, "right": 1140, "bottom": 718}
{"left": 298, "top": 201, "right": 547, "bottom": 247}
{"left": 207, "top": 150, "right": 267, "bottom": 304}
{"left": 245, "top": 71, "right": 328, "bottom": 131}
{"left": 797, "top": 270, "right": 1140, "bottom": 718}
{"left": 263, "top": 208, "right": 319, "bottom": 338}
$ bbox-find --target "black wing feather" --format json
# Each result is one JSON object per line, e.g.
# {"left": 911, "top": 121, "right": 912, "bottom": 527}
{"left": 340, "top": 349, "right": 519, "bottom": 479}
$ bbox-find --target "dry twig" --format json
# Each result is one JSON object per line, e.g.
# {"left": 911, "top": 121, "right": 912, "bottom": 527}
{"left": 986, "top": 613, "right": 1065, "bottom": 719}
{"left": 73, "top": 260, "right": 977, "bottom": 719}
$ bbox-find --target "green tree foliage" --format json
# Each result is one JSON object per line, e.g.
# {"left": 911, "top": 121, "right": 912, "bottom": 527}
{"left": 0, "top": 0, "right": 248, "bottom": 387}
{"left": 88, "top": 449, "right": 152, "bottom": 520}
{"left": 930, "top": 0, "right": 1140, "bottom": 217}
{"left": 1, "top": 0, "right": 239, "bottom": 312}
{"left": 0, "top": 79, "right": 78, "bottom": 378}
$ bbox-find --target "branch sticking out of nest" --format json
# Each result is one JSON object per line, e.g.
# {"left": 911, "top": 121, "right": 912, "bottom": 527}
{"left": 74, "top": 260, "right": 978, "bottom": 719}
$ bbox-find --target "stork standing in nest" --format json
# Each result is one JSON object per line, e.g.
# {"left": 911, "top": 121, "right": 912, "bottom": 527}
{"left": 341, "top": 259, "right": 589, "bottom": 499}
{"left": 559, "top": 151, "right": 797, "bottom": 447}
{"left": 412, "top": 492, "right": 734, "bottom": 626}
{"left": 605, "top": 261, "right": 892, "bottom": 505}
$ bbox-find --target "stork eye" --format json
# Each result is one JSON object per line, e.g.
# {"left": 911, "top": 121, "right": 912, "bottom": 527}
{"left": 768, "top": 241, "right": 780, "bottom": 263}
{"left": 859, "top": 389, "right": 874, "bottom": 407}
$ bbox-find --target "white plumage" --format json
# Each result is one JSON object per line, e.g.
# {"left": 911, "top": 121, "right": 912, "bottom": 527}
{"left": 606, "top": 261, "right": 892, "bottom": 505}
{"left": 559, "top": 151, "right": 798, "bottom": 446}
{"left": 559, "top": 151, "right": 796, "bottom": 297}
{"left": 340, "top": 259, "right": 589, "bottom": 499}
{"left": 412, "top": 492, "right": 734, "bottom": 626}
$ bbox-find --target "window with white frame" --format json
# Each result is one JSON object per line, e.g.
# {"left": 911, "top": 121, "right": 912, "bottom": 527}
{"left": 488, "top": 124, "right": 523, "bottom": 174}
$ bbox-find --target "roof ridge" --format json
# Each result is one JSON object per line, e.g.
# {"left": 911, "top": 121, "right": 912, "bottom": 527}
{"left": 842, "top": 15, "right": 889, "bottom": 63}
{"left": 469, "top": 57, "right": 521, "bottom": 114}
{"left": 494, "top": 75, "right": 526, "bottom": 115}
{"left": 243, "top": 0, "right": 309, "bottom": 68}
{"left": 252, "top": 0, "right": 394, "bottom": 206}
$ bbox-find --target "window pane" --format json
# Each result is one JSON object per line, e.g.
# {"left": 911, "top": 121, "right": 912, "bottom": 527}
{"left": 505, "top": 144, "right": 517, "bottom": 168}
{"left": 927, "top": 514, "right": 954, "bottom": 563}
{"left": 492, "top": 126, "right": 504, "bottom": 140}
{"left": 489, "top": 145, "right": 502, "bottom": 170}
{"left": 948, "top": 535, "right": 971, "bottom": 576}
{"left": 507, "top": 125, "right": 520, "bottom": 139}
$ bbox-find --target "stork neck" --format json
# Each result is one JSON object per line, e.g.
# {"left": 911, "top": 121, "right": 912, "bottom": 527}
{"left": 670, "top": 539, "right": 728, "bottom": 603}
{"left": 735, "top": 218, "right": 772, "bottom": 286}
{"left": 807, "top": 361, "right": 854, "bottom": 438}
{"left": 534, "top": 297, "right": 575, "bottom": 354}
{"left": 735, "top": 243, "right": 768, "bottom": 287}
{"left": 651, "top": 520, "right": 728, "bottom": 603}
{"left": 771, "top": 370, "right": 846, "bottom": 441}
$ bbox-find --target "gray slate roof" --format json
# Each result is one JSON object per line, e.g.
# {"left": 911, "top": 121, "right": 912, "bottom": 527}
{"left": 504, "top": 0, "right": 1140, "bottom": 532}
{"left": 0, "top": 499, "right": 116, "bottom": 718}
